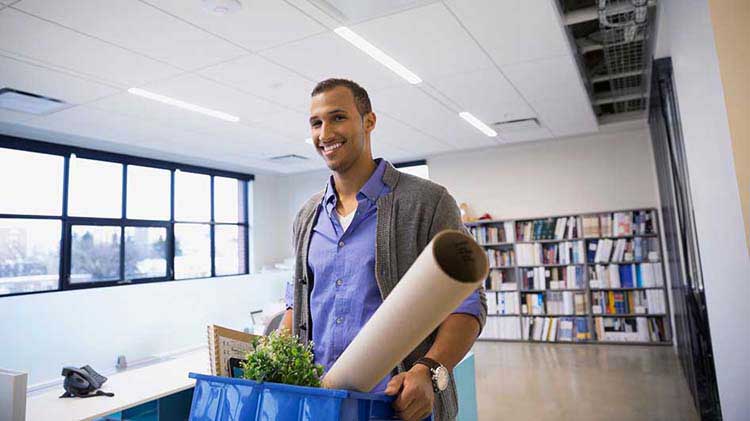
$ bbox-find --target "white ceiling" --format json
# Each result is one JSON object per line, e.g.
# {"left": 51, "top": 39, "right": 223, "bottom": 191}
{"left": 0, "top": 0, "right": 598, "bottom": 174}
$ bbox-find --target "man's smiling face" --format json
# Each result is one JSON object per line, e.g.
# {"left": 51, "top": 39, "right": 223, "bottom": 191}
{"left": 309, "top": 85, "right": 375, "bottom": 173}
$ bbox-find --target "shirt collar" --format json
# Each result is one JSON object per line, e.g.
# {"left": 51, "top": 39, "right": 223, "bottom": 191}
{"left": 322, "top": 158, "right": 389, "bottom": 216}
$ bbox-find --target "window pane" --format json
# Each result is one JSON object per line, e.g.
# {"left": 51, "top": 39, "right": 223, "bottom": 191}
{"left": 215, "top": 225, "right": 245, "bottom": 276}
{"left": 214, "top": 177, "right": 242, "bottom": 223}
{"left": 0, "top": 148, "right": 63, "bottom": 215}
{"left": 70, "top": 225, "right": 120, "bottom": 283}
{"left": 69, "top": 158, "right": 122, "bottom": 218}
{"left": 127, "top": 165, "right": 170, "bottom": 220}
{"left": 398, "top": 164, "right": 429, "bottom": 180}
{"left": 175, "top": 171, "right": 210, "bottom": 222}
{"left": 125, "top": 227, "right": 167, "bottom": 280}
{"left": 174, "top": 224, "right": 210, "bottom": 279}
{"left": 0, "top": 219, "right": 60, "bottom": 295}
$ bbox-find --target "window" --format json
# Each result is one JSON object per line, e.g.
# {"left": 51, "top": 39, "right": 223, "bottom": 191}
{"left": 0, "top": 219, "right": 60, "bottom": 295}
{"left": 175, "top": 171, "right": 210, "bottom": 222}
{"left": 70, "top": 225, "right": 121, "bottom": 283}
{"left": 0, "top": 137, "right": 253, "bottom": 297}
{"left": 68, "top": 157, "right": 122, "bottom": 218}
{"left": 0, "top": 148, "right": 63, "bottom": 215}
{"left": 125, "top": 226, "right": 168, "bottom": 280}
{"left": 127, "top": 165, "right": 170, "bottom": 221}
{"left": 395, "top": 160, "right": 429, "bottom": 180}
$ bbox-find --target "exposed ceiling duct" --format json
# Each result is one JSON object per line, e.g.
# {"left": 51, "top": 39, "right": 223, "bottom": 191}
{"left": 559, "top": 0, "right": 658, "bottom": 121}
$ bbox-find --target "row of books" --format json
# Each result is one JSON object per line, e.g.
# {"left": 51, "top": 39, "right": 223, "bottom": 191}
{"left": 588, "top": 262, "right": 664, "bottom": 288}
{"left": 487, "top": 291, "right": 520, "bottom": 315}
{"left": 522, "top": 317, "right": 592, "bottom": 342}
{"left": 591, "top": 290, "right": 667, "bottom": 315}
{"left": 487, "top": 269, "right": 517, "bottom": 291}
{"left": 516, "top": 216, "right": 582, "bottom": 241}
{"left": 587, "top": 237, "right": 660, "bottom": 263}
{"left": 594, "top": 316, "right": 667, "bottom": 342}
{"left": 522, "top": 265, "right": 585, "bottom": 290}
{"left": 469, "top": 221, "right": 516, "bottom": 244}
{"left": 522, "top": 293, "right": 545, "bottom": 315}
{"left": 516, "top": 241, "right": 585, "bottom": 266}
{"left": 582, "top": 210, "right": 657, "bottom": 238}
{"left": 479, "top": 317, "right": 522, "bottom": 340}
{"left": 546, "top": 291, "right": 587, "bottom": 315}
{"left": 486, "top": 249, "right": 515, "bottom": 268}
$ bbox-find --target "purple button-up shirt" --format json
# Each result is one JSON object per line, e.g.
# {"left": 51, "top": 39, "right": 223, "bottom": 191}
{"left": 286, "top": 159, "right": 481, "bottom": 393}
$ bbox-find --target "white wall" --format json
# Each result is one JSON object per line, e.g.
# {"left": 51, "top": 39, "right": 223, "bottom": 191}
{"left": 655, "top": 1, "right": 750, "bottom": 419}
{"left": 278, "top": 126, "right": 660, "bottom": 250}
{"left": 0, "top": 271, "right": 288, "bottom": 386}
{"left": 1, "top": 175, "right": 291, "bottom": 386}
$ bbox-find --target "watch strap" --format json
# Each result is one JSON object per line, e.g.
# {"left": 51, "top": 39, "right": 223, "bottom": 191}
{"left": 414, "top": 357, "right": 442, "bottom": 372}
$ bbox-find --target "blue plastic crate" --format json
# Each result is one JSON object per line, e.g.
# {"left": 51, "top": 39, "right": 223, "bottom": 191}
{"left": 188, "top": 373, "right": 431, "bottom": 421}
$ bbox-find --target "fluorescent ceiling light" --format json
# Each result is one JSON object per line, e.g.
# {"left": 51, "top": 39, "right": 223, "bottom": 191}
{"left": 459, "top": 112, "right": 497, "bottom": 137}
{"left": 127, "top": 88, "right": 240, "bottom": 122}
{"left": 333, "top": 27, "right": 422, "bottom": 84}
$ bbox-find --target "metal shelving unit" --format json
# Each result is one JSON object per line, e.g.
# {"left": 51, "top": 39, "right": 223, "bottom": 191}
{"left": 468, "top": 208, "right": 672, "bottom": 345}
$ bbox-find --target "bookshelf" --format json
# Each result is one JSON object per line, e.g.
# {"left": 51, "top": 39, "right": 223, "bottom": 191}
{"left": 468, "top": 208, "right": 672, "bottom": 345}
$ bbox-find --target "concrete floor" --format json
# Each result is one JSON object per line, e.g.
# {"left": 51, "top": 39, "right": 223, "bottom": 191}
{"left": 472, "top": 341, "right": 700, "bottom": 421}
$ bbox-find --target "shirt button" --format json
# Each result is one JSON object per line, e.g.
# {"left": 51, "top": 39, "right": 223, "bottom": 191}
{"left": 336, "top": 317, "right": 343, "bottom": 324}
{"left": 336, "top": 279, "right": 343, "bottom": 286}
{"left": 338, "top": 241, "right": 345, "bottom": 247}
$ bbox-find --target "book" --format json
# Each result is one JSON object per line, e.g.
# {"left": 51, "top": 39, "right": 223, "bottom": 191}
{"left": 207, "top": 324, "right": 261, "bottom": 377}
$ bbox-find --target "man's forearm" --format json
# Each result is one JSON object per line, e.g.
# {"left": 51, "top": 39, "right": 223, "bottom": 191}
{"left": 423, "top": 313, "right": 480, "bottom": 371}
{"left": 279, "top": 309, "right": 293, "bottom": 333}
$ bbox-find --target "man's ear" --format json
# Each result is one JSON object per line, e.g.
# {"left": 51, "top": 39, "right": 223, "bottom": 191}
{"left": 363, "top": 112, "right": 376, "bottom": 133}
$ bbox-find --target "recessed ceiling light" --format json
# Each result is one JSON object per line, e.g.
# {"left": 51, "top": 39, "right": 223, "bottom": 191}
{"left": 127, "top": 88, "right": 240, "bottom": 122}
{"left": 459, "top": 112, "right": 498, "bottom": 137}
{"left": 333, "top": 27, "right": 422, "bottom": 84}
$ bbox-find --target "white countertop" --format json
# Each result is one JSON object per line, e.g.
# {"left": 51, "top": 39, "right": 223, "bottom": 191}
{"left": 26, "top": 348, "right": 209, "bottom": 421}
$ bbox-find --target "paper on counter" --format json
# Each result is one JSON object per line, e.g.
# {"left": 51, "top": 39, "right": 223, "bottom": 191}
{"left": 322, "top": 230, "right": 488, "bottom": 392}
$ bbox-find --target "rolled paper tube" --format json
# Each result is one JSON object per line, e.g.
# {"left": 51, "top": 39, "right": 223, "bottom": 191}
{"left": 322, "top": 229, "right": 488, "bottom": 392}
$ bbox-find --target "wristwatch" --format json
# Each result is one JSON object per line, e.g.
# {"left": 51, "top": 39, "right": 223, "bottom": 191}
{"left": 415, "top": 357, "right": 449, "bottom": 393}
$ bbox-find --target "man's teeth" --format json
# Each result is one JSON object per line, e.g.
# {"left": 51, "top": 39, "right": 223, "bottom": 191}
{"left": 323, "top": 143, "right": 343, "bottom": 152}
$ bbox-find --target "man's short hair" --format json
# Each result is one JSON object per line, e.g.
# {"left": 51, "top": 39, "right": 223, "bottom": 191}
{"left": 311, "top": 78, "right": 372, "bottom": 117}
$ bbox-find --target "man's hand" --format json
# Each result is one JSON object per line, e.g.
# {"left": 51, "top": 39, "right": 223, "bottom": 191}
{"left": 384, "top": 364, "right": 434, "bottom": 421}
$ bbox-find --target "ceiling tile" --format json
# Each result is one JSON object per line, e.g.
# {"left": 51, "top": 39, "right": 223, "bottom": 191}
{"left": 0, "top": 8, "right": 180, "bottom": 86}
{"left": 373, "top": 85, "right": 495, "bottom": 148}
{"left": 15, "top": 0, "right": 246, "bottom": 70}
{"left": 254, "top": 109, "right": 310, "bottom": 141}
{"left": 0, "top": 55, "right": 120, "bottom": 104}
{"left": 498, "top": 127, "right": 554, "bottom": 144}
{"left": 503, "top": 55, "right": 597, "bottom": 136}
{"left": 430, "top": 67, "right": 536, "bottom": 125}
{"left": 374, "top": 114, "right": 453, "bottom": 155}
{"left": 91, "top": 73, "right": 287, "bottom": 127}
{"left": 444, "top": 0, "right": 569, "bottom": 66}
{"left": 144, "top": 0, "right": 327, "bottom": 52}
{"left": 349, "top": 2, "right": 494, "bottom": 81}
{"left": 0, "top": 109, "right": 37, "bottom": 125}
{"left": 259, "top": 32, "right": 405, "bottom": 91}
{"left": 199, "top": 55, "right": 315, "bottom": 111}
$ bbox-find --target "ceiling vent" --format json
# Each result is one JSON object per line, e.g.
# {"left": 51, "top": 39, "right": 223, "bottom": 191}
{"left": 0, "top": 88, "right": 68, "bottom": 115}
{"left": 492, "top": 118, "right": 541, "bottom": 132}
{"left": 268, "top": 154, "right": 309, "bottom": 165}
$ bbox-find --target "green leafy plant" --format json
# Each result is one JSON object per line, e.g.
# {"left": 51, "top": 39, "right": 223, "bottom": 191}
{"left": 241, "top": 330, "right": 325, "bottom": 387}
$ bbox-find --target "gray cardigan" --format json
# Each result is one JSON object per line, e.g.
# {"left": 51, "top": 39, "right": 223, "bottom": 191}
{"left": 290, "top": 161, "right": 487, "bottom": 421}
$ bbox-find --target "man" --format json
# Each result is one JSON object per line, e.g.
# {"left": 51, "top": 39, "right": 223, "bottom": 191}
{"left": 280, "top": 78, "right": 487, "bottom": 421}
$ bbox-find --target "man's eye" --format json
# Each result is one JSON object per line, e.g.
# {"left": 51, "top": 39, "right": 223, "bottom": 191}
{"left": 311, "top": 121, "right": 321, "bottom": 128}
{"left": 335, "top": 115, "right": 346, "bottom": 121}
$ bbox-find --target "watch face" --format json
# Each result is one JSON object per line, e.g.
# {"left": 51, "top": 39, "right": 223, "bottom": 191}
{"left": 434, "top": 366, "right": 449, "bottom": 391}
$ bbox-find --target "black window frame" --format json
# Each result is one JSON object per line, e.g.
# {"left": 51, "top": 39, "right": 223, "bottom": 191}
{"left": 0, "top": 134, "right": 253, "bottom": 298}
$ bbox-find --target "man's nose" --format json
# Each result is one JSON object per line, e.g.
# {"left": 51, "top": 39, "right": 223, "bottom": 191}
{"left": 320, "top": 122, "right": 335, "bottom": 141}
